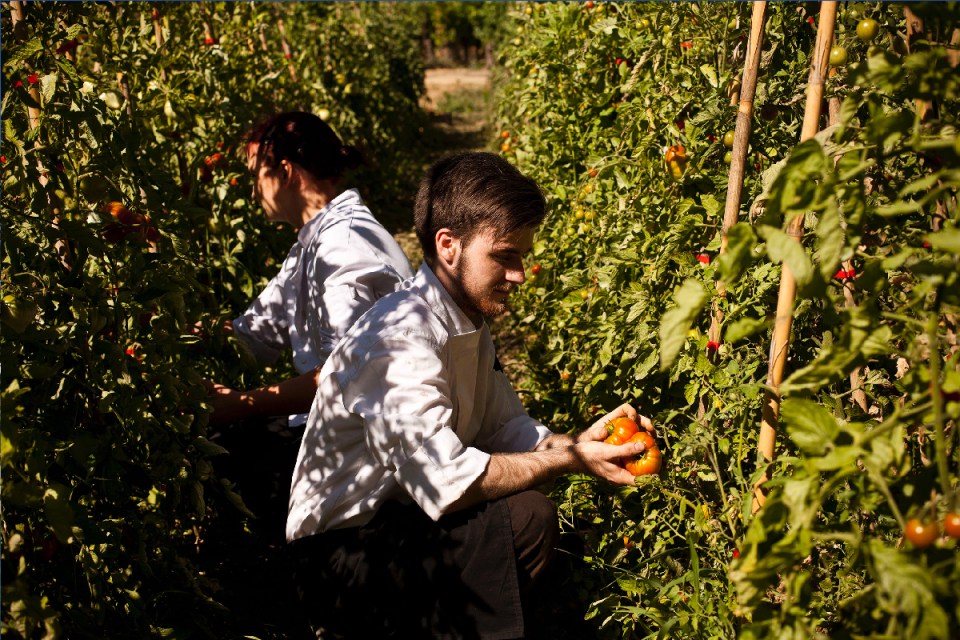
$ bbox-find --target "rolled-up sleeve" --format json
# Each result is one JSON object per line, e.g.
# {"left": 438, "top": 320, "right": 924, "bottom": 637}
{"left": 335, "top": 329, "right": 490, "bottom": 521}
{"left": 232, "top": 270, "right": 291, "bottom": 365}
{"left": 475, "top": 370, "right": 552, "bottom": 453}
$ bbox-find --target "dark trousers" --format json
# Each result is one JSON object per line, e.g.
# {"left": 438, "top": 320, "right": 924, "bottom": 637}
{"left": 288, "top": 491, "right": 560, "bottom": 640}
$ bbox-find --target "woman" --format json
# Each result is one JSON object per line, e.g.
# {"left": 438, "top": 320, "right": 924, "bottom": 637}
{"left": 207, "top": 111, "right": 414, "bottom": 529}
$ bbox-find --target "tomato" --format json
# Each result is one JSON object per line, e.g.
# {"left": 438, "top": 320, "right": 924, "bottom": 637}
{"left": 664, "top": 144, "right": 687, "bottom": 180}
{"left": 500, "top": 142, "right": 511, "bottom": 153}
{"left": 531, "top": 264, "right": 541, "bottom": 275}
{"left": 856, "top": 18, "right": 879, "bottom": 42}
{"left": 829, "top": 46, "right": 848, "bottom": 67}
{"left": 722, "top": 130, "right": 735, "bottom": 148}
{"left": 588, "top": 168, "right": 598, "bottom": 178}
{"left": 640, "top": 18, "right": 651, "bottom": 30}
{"left": 560, "top": 371, "right": 571, "bottom": 381}
{"left": 944, "top": 513, "right": 960, "bottom": 539}
{"left": 723, "top": 151, "right": 733, "bottom": 164}
{"left": 79, "top": 174, "right": 112, "bottom": 201}
{"left": 606, "top": 416, "right": 639, "bottom": 442}
{"left": 317, "top": 108, "right": 331, "bottom": 122}
{"left": 501, "top": 130, "right": 510, "bottom": 139}
{"left": 904, "top": 518, "right": 938, "bottom": 548}
{"left": 624, "top": 431, "right": 661, "bottom": 476}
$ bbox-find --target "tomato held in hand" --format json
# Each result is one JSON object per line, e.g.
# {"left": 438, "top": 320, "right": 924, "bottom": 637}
{"left": 904, "top": 518, "right": 938, "bottom": 548}
{"left": 944, "top": 512, "right": 960, "bottom": 539}
{"left": 604, "top": 417, "right": 639, "bottom": 445}
{"left": 624, "top": 431, "right": 661, "bottom": 476}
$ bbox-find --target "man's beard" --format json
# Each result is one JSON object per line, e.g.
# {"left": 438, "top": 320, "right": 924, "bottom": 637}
{"left": 452, "top": 260, "right": 512, "bottom": 319}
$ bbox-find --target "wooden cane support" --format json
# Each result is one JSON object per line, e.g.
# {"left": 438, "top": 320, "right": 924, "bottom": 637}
{"left": 753, "top": 1, "right": 838, "bottom": 513}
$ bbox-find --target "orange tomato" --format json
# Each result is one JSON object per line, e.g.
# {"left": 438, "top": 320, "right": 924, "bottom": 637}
{"left": 623, "top": 431, "right": 662, "bottom": 476}
{"left": 944, "top": 512, "right": 960, "bottom": 539}
{"left": 606, "top": 416, "right": 639, "bottom": 442}
{"left": 904, "top": 518, "right": 938, "bottom": 548}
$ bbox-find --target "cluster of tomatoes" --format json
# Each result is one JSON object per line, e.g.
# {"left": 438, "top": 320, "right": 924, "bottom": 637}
{"left": 905, "top": 512, "right": 960, "bottom": 549}
{"left": 102, "top": 201, "right": 159, "bottom": 244}
{"left": 604, "top": 417, "right": 662, "bottom": 477}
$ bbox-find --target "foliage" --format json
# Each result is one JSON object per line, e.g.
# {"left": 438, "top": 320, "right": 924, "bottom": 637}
{"left": 1, "top": 2, "right": 424, "bottom": 637}
{"left": 495, "top": 2, "right": 960, "bottom": 638}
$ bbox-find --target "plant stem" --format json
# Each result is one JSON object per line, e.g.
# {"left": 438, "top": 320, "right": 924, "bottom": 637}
{"left": 927, "top": 307, "right": 951, "bottom": 501}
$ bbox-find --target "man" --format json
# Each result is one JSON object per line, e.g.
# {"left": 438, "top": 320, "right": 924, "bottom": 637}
{"left": 287, "top": 152, "right": 653, "bottom": 638}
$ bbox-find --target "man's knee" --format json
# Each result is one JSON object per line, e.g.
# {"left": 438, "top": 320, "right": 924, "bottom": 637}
{"left": 506, "top": 491, "right": 559, "bottom": 586}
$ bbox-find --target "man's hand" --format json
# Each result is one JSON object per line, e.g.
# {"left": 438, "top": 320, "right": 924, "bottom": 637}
{"left": 570, "top": 403, "right": 655, "bottom": 485}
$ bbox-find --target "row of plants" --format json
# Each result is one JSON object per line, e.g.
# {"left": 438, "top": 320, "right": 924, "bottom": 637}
{"left": 494, "top": 2, "right": 959, "bottom": 638}
{"left": 1, "top": 2, "right": 426, "bottom": 637}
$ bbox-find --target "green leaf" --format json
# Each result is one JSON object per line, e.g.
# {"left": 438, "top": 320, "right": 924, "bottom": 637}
{"left": 814, "top": 202, "right": 845, "bottom": 281}
{"left": 925, "top": 228, "right": 960, "bottom": 254}
{"left": 40, "top": 73, "right": 58, "bottom": 105}
{"left": 781, "top": 398, "right": 839, "bottom": 455}
{"left": 44, "top": 484, "right": 76, "bottom": 544}
{"left": 757, "top": 225, "right": 813, "bottom": 288}
{"left": 718, "top": 223, "right": 757, "bottom": 284}
{"left": 725, "top": 316, "right": 768, "bottom": 343}
{"left": 699, "top": 64, "right": 718, "bottom": 88}
{"left": 659, "top": 279, "right": 709, "bottom": 371}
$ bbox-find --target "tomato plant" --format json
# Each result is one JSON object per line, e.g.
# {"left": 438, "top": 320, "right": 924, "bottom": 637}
{"left": 495, "top": 1, "right": 960, "bottom": 637}
{"left": 1, "top": 3, "right": 427, "bottom": 637}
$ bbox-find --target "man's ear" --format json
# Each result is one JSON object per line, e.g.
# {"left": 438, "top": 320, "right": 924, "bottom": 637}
{"left": 435, "top": 228, "right": 461, "bottom": 267}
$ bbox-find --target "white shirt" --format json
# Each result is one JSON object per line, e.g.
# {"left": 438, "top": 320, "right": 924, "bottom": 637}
{"left": 232, "top": 189, "right": 414, "bottom": 422}
{"left": 287, "top": 263, "right": 552, "bottom": 541}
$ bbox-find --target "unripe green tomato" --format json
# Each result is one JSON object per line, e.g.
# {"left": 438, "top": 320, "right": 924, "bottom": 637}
{"left": 723, "top": 130, "right": 735, "bottom": 148}
{"left": 829, "top": 46, "right": 848, "bottom": 67}
{"left": 317, "top": 108, "right": 331, "bottom": 122}
{"left": 640, "top": 18, "right": 651, "bottom": 30}
{"left": 79, "top": 174, "right": 112, "bottom": 201}
{"left": 723, "top": 151, "right": 733, "bottom": 164}
{"left": 856, "top": 18, "right": 879, "bottom": 41}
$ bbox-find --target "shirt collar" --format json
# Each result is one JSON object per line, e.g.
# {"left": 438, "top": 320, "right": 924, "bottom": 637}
{"left": 296, "top": 188, "right": 362, "bottom": 247}
{"left": 414, "top": 263, "right": 482, "bottom": 338}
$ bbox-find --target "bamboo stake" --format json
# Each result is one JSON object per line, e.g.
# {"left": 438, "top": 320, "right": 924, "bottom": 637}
{"left": 277, "top": 18, "right": 298, "bottom": 82}
{"left": 707, "top": 2, "right": 768, "bottom": 354}
{"left": 10, "top": 1, "right": 71, "bottom": 270}
{"left": 904, "top": 7, "right": 934, "bottom": 121}
{"left": 258, "top": 24, "right": 274, "bottom": 71}
{"left": 753, "top": 1, "right": 838, "bottom": 513}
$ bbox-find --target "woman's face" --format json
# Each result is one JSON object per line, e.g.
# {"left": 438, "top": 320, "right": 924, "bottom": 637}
{"left": 247, "top": 142, "right": 292, "bottom": 224}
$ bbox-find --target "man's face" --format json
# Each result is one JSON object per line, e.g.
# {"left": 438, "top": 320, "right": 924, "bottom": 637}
{"left": 451, "top": 225, "right": 535, "bottom": 321}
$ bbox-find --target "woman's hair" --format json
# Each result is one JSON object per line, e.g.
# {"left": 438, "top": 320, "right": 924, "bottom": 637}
{"left": 414, "top": 152, "right": 546, "bottom": 263}
{"left": 245, "top": 111, "right": 363, "bottom": 181}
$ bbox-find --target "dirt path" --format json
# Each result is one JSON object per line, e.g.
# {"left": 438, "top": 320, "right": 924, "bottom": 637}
{"left": 394, "top": 67, "right": 494, "bottom": 268}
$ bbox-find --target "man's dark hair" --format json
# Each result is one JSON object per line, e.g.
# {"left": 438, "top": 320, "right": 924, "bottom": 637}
{"left": 414, "top": 152, "right": 546, "bottom": 262}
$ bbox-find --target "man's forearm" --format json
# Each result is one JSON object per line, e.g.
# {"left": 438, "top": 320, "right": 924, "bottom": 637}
{"left": 452, "top": 446, "right": 583, "bottom": 510}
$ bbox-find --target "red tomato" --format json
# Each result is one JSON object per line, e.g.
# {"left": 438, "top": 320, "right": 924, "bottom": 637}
{"left": 944, "top": 512, "right": 960, "bottom": 539}
{"left": 623, "top": 431, "right": 661, "bottom": 476}
{"left": 904, "top": 518, "right": 938, "bottom": 548}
